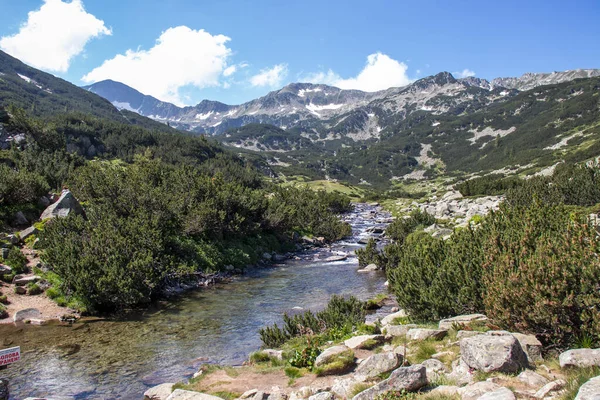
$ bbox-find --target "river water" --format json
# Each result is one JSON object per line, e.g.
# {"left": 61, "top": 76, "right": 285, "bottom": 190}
{"left": 0, "top": 204, "right": 390, "bottom": 399}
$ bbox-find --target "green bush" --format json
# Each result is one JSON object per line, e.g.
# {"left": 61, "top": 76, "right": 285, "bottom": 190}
{"left": 26, "top": 283, "right": 43, "bottom": 296}
{"left": 386, "top": 209, "right": 435, "bottom": 244}
{"left": 288, "top": 343, "right": 321, "bottom": 369}
{"left": 0, "top": 294, "right": 7, "bottom": 304}
{"left": 0, "top": 303, "right": 7, "bottom": 319}
{"left": 356, "top": 238, "right": 382, "bottom": 268}
{"left": 4, "top": 247, "right": 27, "bottom": 274}
{"left": 455, "top": 174, "right": 522, "bottom": 197}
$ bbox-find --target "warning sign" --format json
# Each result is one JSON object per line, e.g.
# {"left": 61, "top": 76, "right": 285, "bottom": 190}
{"left": 0, "top": 347, "right": 20, "bottom": 366}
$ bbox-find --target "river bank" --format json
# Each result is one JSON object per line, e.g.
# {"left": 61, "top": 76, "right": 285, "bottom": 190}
{"left": 0, "top": 203, "right": 391, "bottom": 399}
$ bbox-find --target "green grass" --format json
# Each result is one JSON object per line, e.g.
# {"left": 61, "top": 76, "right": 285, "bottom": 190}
{"left": 411, "top": 341, "right": 437, "bottom": 364}
{"left": 350, "top": 383, "right": 373, "bottom": 398}
{"left": 314, "top": 349, "right": 355, "bottom": 376}
{"left": 560, "top": 367, "right": 600, "bottom": 400}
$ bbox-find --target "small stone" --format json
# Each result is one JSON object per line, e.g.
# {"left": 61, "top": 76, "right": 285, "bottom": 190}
{"left": 357, "top": 264, "right": 378, "bottom": 272}
{"left": 15, "top": 286, "right": 27, "bottom": 295}
{"left": 534, "top": 380, "right": 566, "bottom": 399}
{"left": 477, "top": 387, "right": 516, "bottom": 400}
{"left": 324, "top": 255, "right": 347, "bottom": 262}
{"left": 517, "top": 370, "right": 550, "bottom": 388}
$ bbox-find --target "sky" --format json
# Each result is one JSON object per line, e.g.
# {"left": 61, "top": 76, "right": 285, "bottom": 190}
{"left": 0, "top": 0, "right": 599, "bottom": 107}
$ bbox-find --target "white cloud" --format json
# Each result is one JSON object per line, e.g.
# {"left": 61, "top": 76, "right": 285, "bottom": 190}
{"left": 0, "top": 0, "right": 111, "bottom": 73}
{"left": 82, "top": 26, "right": 231, "bottom": 106}
{"left": 305, "top": 53, "right": 412, "bottom": 92}
{"left": 250, "top": 64, "right": 288, "bottom": 87}
{"left": 223, "top": 65, "right": 237, "bottom": 77}
{"left": 455, "top": 69, "right": 476, "bottom": 78}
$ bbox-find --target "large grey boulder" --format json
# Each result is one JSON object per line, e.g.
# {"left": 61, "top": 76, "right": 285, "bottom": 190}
{"left": 517, "top": 370, "right": 549, "bottom": 388}
{"left": 460, "top": 334, "right": 528, "bottom": 373}
{"left": 382, "top": 324, "right": 417, "bottom": 338}
{"left": 406, "top": 328, "right": 447, "bottom": 341}
{"left": 477, "top": 387, "right": 516, "bottom": 400}
{"left": 381, "top": 310, "right": 408, "bottom": 326}
{"left": 344, "top": 335, "right": 384, "bottom": 350}
{"left": 560, "top": 349, "right": 600, "bottom": 368}
{"left": 422, "top": 358, "right": 449, "bottom": 382}
{"left": 40, "top": 190, "right": 84, "bottom": 220}
{"left": 351, "top": 365, "right": 427, "bottom": 400}
{"left": 458, "top": 382, "right": 502, "bottom": 400}
{"left": 354, "top": 352, "right": 403, "bottom": 381}
{"left": 165, "top": 390, "right": 224, "bottom": 400}
{"left": 13, "top": 308, "right": 41, "bottom": 322}
{"left": 314, "top": 345, "right": 351, "bottom": 367}
{"left": 13, "top": 275, "right": 41, "bottom": 286}
{"left": 331, "top": 377, "right": 359, "bottom": 399}
{"left": 575, "top": 376, "right": 600, "bottom": 400}
{"left": 439, "top": 314, "right": 488, "bottom": 330}
{"left": 144, "top": 383, "right": 175, "bottom": 400}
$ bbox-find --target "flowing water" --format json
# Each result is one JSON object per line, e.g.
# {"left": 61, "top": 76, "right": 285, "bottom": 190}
{"left": 0, "top": 204, "right": 391, "bottom": 399}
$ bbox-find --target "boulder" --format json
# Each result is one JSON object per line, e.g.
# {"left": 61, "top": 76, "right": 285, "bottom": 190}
{"left": 517, "top": 370, "right": 550, "bottom": 388}
{"left": 344, "top": 335, "right": 384, "bottom": 350}
{"left": 262, "top": 349, "right": 284, "bottom": 361}
{"left": 324, "top": 255, "right": 347, "bottom": 262}
{"left": 165, "top": 390, "right": 224, "bottom": 400}
{"left": 239, "top": 390, "right": 260, "bottom": 399}
{"left": 509, "top": 333, "right": 543, "bottom": 363}
{"left": 559, "top": 349, "right": 600, "bottom": 368}
{"left": 354, "top": 352, "right": 403, "bottom": 381}
{"left": 15, "top": 286, "right": 27, "bottom": 295}
{"left": 457, "top": 330, "right": 484, "bottom": 339}
{"left": 13, "top": 211, "right": 28, "bottom": 226}
{"left": 266, "top": 390, "right": 286, "bottom": 400}
{"left": 331, "top": 377, "right": 359, "bottom": 399}
{"left": 308, "top": 393, "right": 333, "bottom": 400}
{"left": 460, "top": 334, "right": 528, "bottom": 373}
{"left": 315, "top": 345, "right": 351, "bottom": 367}
{"left": 351, "top": 365, "right": 427, "bottom": 400}
{"left": 382, "top": 324, "right": 417, "bottom": 338}
{"left": 448, "top": 358, "right": 475, "bottom": 385}
{"left": 0, "top": 264, "right": 11, "bottom": 276}
{"left": 406, "top": 328, "right": 447, "bottom": 341}
{"left": 13, "top": 275, "right": 41, "bottom": 286}
{"left": 18, "top": 226, "right": 38, "bottom": 242}
{"left": 422, "top": 358, "right": 448, "bottom": 382}
{"left": 458, "top": 382, "right": 502, "bottom": 400}
{"left": 477, "top": 387, "right": 516, "bottom": 400}
{"left": 13, "top": 308, "right": 41, "bottom": 322}
{"left": 439, "top": 314, "right": 488, "bottom": 330}
{"left": 40, "top": 190, "right": 84, "bottom": 220}
{"left": 357, "top": 264, "right": 378, "bottom": 272}
{"left": 380, "top": 310, "right": 408, "bottom": 326}
{"left": 144, "top": 383, "right": 175, "bottom": 400}
{"left": 534, "top": 380, "right": 566, "bottom": 399}
{"left": 575, "top": 376, "right": 600, "bottom": 400}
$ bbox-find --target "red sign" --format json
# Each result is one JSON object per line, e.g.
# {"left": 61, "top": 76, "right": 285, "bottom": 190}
{"left": 0, "top": 346, "right": 20, "bottom": 366}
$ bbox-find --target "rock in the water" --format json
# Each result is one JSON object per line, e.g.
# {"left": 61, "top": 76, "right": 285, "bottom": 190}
{"left": 380, "top": 310, "right": 408, "bottom": 326}
{"left": 517, "top": 370, "right": 550, "bottom": 388}
{"left": 406, "top": 328, "right": 447, "bottom": 341}
{"left": 575, "top": 376, "right": 600, "bottom": 400}
{"left": 477, "top": 387, "right": 516, "bottom": 400}
{"left": 144, "top": 383, "right": 175, "bottom": 400}
{"left": 422, "top": 358, "right": 448, "bottom": 382}
{"left": 534, "top": 380, "right": 566, "bottom": 399}
{"left": 315, "top": 345, "right": 351, "bottom": 367}
{"left": 351, "top": 365, "right": 427, "bottom": 400}
{"left": 18, "top": 226, "right": 38, "bottom": 242}
{"left": 439, "top": 314, "right": 488, "bottom": 330}
{"left": 40, "top": 189, "right": 84, "bottom": 220}
{"left": 458, "top": 382, "right": 502, "bottom": 400}
{"left": 357, "top": 264, "right": 378, "bottom": 272}
{"left": 13, "top": 308, "right": 41, "bottom": 322}
{"left": 165, "top": 390, "right": 224, "bottom": 400}
{"left": 355, "top": 352, "right": 402, "bottom": 381}
{"left": 559, "top": 349, "right": 600, "bottom": 368}
{"left": 344, "top": 335, "right": 384, "bottom": 350}
{"left": 308, "top": 393, "right": 333, "bottom": 400}
{"left": 324, "top": 255, "right": 347, "bottom": 262}
{"left": 460, "top": 334, "right": 528, "bottom": 373}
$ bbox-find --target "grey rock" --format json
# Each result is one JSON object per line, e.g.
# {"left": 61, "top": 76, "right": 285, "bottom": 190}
{"left": 13, "top": 308, "right": 41, "bottom": 322}
{"left": 351, "top": 365, "right": 427, "bottom": 400}
{"left": 575, "top": 376, "right": 600, "bottom": 400}
{"left": 18, "top": 226, "right": 38, "bottom": 242}
{"left": 239, "top": 389, "right": 259, "bottom": 399}
{"left": 534, "top": 380, "right": 566, "bottom": 399}
{"left": 0, "top": 264, "right": 11, "bottom": 276}
{"left": 15, "top": 286, "right": 27, "bottom": 294}
{"left": 382, "top": 324, "right": 417, "bottom": 338}
{"left": 559, "top": 349, "right": 600, "bottom": 368}
{"left": 267, "top": 391, "right": 287, "bottom": 400}
{"left": 357, "top": 264, "right": 378, "bottom": 272}
{"left": 308, "top": 393, "right": 333, "bottom": 400}
{"left": 406, "top": 328, "right": 447, "bottom": 341}
{"left": 165, "top": 390, "right": 224, "bottom": 400}
{"left": 262, "top": 349, "right": 283, "bottom": 361}
{"left": 344, "top": 335, "right": 384, "bottom": 350}
{"left": 380, "top": 310, "right": 408, "bottom": 326}
{"left": 13, "top": 275, "right": 41, "bottom": 286}
{"left": 477, "top": 387, "right": 516, "bottom": 400}
{"left": 13, "top": 211, "right": 28, "bottom": 226}
{"left": 144, "top": 383, "right": 175, "bottom": 400}
{"left": 315, "top": 345, "right": 351, "bottom": 367}
{"left": 40, "top": 190, "right": 84, "bottom": 220}
{"left": 439, "top": 314, "right": 488, "bottom": 330}
{"left": 422, "top": 358, "right": 449, "bottom": 382}
{"left": 324, "top": 255, "right": 347, "bottom": 262}
{"left": 448, "top": 357, "right": 475, "bottom": 385}
{"left": 331, "top": 378, "right": 359, "bottom": 399}
{"left": 460, "top": 334, "right": 528, "bottom": 373}
{"left": 517, "top": 370, "right": 550, "bottom": 388}
{"left": 355, "top": 352, "right": 403, "bottom": 381}
{"left": 457, "top": 330, "right": 484, "bottom": 339}
{"left": 458, "top": 382, "right": 502, "bottom": 400}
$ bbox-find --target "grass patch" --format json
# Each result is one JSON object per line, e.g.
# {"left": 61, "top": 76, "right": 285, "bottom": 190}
{"left": 350, "top": 383, "right": 373, "bottom": 398}
{"left": 211, "top": 391, "right": 241, "bottom": 400}
{"left": 315, "top": 351, "right": 356, "bottom": 376}
{"left": 560, "top": 367, "right": 600, "bottom": 400}
{"left": 411, "top": 341, "right": 437, "bottom": 364}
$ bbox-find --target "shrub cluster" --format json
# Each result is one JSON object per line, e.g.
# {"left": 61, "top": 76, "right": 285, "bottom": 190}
{"left": 455, "top": 174, "right": 522, "bottom": 197}
{"left": 382, "top": 163, "right": 600, "bottom": 349}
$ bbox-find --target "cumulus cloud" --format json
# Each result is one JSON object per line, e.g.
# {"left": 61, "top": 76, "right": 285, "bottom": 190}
{"left": 455, "top": 69, "right": 476, "bottom": 78}
{"left": 82, "top": 26, "right": 232, "bottom": 106}
{"left": 223, "top": 65, "right": 237, "bottom": 77}
{"left": 250, "top": 64, "right": 288, "bottom": 87}
{"left": 0, "top": 0, "right": 111, "bottom": 73}
{"left": 305, "top": 53, "right": 412, "bottom": 92}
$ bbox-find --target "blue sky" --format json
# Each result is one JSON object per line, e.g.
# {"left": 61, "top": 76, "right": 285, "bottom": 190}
{"left": 0, "top": 0, "right": 599, "bottom": 106}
